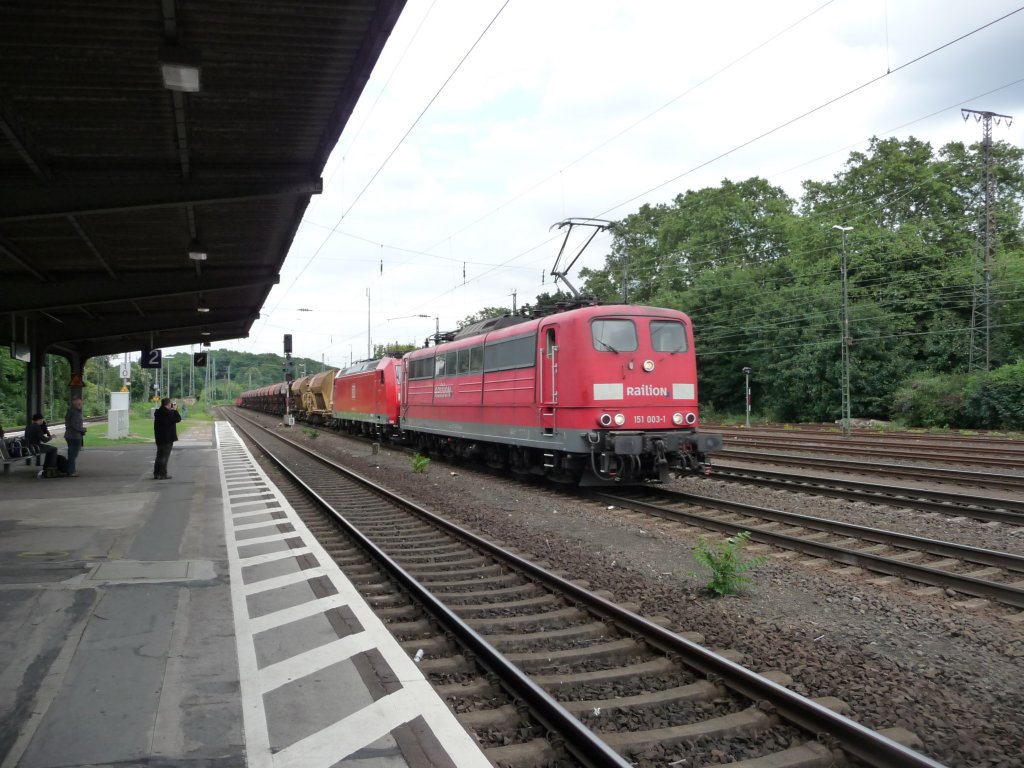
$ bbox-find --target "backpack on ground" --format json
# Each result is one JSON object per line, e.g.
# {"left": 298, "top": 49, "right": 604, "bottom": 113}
{"left": 55, "top": 454, "right": 69, "bottom": 475}
{"left": 42, "top": 466, "right": 61, "bottom": 478}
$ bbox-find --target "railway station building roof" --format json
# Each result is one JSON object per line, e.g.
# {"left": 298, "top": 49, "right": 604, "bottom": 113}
{"left": 0, "top": 0, "right": 405, "bottom": 362}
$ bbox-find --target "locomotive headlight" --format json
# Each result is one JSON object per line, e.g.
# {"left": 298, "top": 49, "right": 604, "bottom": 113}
{"left": 642, "top": 359, "right": 655, "bottom": 372}
{"left": 613, "top": 413, "right": 626, "bottom": 426}
{"left": 599, "top": 413, "right": 613, "bottom": 427}
{"left": 685, "top": 412, "right": 697, "bottom": 425}
{"left": 672, "top": 412, "right": 684, "bottom": 425}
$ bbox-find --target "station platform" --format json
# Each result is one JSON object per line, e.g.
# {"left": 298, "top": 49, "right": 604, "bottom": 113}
{"left": 0, "top": 421, "right": 490, "bottom": 768}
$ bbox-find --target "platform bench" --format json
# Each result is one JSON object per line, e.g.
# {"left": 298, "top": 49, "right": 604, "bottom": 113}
{"left": 0, "top": 440, "right": 43, "bottom": 473}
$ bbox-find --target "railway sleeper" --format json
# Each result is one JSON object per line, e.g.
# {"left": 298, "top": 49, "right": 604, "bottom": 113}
{"left": 388, "top": 539, "right": 466, "bottom": 553}
{"left": 417, "top": 655, "right": 477, "bottom": 675}
{"left": 447, "top": 593, "right": 563, "bottom": 617}
{"left": 465, "top": 606, "right": 589, "bottom": 632}
{"left": 434, "top": 584, "right": 543, "bottom": 603}
{"left": 416, "top": 573, "right": 523, "bottom": 590}
{"left": 560, "top": 679, "right": 722, "bottom": 715}
{"left": 533, "top": 656, "right": 676, "bottom": 688}
{"left": 485, "top": 621, "right": 613, "bottom": 651}
{"left": 398, "top": 635, "right": 453, "bottom": 658}
{"left": 403, "top": 563, "right": 501, "bottom": 579}
{"left": 456, "top": 704, "right": 523, "bottom": 731}
{"left": 601, "top": 707, "right": 777, "bottom": 752}
{"left": 505, "top": 637, "right": 648, "bottom": 673}
{"left": 482, "top": 739, "right": 558, "bottom": 768}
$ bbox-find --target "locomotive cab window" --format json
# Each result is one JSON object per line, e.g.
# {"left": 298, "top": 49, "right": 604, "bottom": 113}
{"left": 592, "top": 319, "right": 638, "bottom": 353}
{"left": 650, "top": 320, "right": 688, "bottom": 353}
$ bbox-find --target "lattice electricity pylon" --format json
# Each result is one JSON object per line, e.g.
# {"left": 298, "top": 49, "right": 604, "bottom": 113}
{"left": 962, "top": 108, "right": 1013, "bottom": 372}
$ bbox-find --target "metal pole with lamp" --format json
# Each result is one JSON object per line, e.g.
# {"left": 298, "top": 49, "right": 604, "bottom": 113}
{"left": 742, "top": 366, "right": 752, "bottom": 428}
{"left": 832, "top": 225, "right": 853, "bottom": 438}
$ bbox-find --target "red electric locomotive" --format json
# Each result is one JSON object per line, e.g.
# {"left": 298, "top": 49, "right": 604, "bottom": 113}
{"left": 332, "top": 357, "right": 403, "bottom": 438}
{"left": 402, "top": 303, "right": 720, "bottom": 484}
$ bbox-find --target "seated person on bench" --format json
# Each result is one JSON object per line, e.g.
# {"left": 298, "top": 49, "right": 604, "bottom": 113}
{"left": 25, "top": 413, "right": 58, "bottom": 469}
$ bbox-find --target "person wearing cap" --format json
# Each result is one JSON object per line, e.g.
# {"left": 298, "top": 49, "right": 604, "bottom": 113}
{"left": 25, "top": 413, "right": 58, "bottom": 470}
{"left": 64, "top": 396, "right": 86, "bottom": 476}
{"left": 153, "top": 397, "right": 182, "bottom": 480}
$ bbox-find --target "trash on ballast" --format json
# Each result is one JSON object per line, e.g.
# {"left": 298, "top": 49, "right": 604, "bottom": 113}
{"left": 413, "top": 649, "right": 425, "bottom": 663}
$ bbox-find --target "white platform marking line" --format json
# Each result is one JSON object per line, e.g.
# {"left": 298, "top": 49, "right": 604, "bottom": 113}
{"left": 234, "top": 519, "right": 294, "bottom": 533}
{"left": 258, "top": 633, "right": 377, "bottom": 694}
{"left": 248, "top": 593, "right": 349, "bottom": 636}
{"left": 243, "top": 568, "right": 328, "bottom": 596}
{"left": 237, "top": 547, "right": 312, "bottom": 566}
{"left": 231, "top": 503, "right": 283, "bottom": 515}
{"left": 234, "top": 531, "right": 302, "bottom": 548}
{"left": 216, "top": 422, "right": 272, "bottom": 768}
{"left": 272, "top": 689, "right": 424, "bottom": 768}
{"left": 229, "top": 491, "right": 273, "bottom": 502}
{"left": 231, "top": 509, "right": 283, "bottom": 521}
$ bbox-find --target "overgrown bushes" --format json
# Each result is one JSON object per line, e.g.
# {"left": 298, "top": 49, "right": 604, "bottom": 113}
{"left": 892, "top": 361, "right": 1024, "bottom": 429}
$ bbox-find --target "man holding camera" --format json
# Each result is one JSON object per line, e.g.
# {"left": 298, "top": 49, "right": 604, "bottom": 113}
{"left": 153, "top": 397, "right": 182, "bottom": 480}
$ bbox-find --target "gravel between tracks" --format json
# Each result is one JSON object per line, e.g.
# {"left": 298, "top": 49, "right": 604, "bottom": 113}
{"left": 272, "top": 420, "right": 1024, "bottom": 767}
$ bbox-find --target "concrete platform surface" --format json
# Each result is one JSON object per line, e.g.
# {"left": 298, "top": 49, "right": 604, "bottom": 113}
{"left": 0, "top": 422, "right": 490, "bottom": 768}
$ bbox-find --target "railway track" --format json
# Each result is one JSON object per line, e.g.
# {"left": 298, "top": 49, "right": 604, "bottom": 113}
{"left": 225, "top": 411, "right": 942, "bottom": 768}
{"left": 712, "top": 424, "right": 1024, "bottom": 449}
{"left": 597, "top": 486, "right": 1024, "bottom": 611}
{"left": 718, "top": 435, "right": 1024, "bottom": 469}
{"left": 718, "top": 450, "right": 1024, "bottom": 492}
{"left": 710, "top": 464, "right": 1024, "bottom": 526}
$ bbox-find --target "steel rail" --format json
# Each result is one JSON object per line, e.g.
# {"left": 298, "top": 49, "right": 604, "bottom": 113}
{"left": 229, "top": 412, "right": 946, "bottom": 768}
{"left": 712, "top": 465, "right": 1024, "bottom": 525}
{"left": 597, "top": 488, "right": 1024, "bottom": 610}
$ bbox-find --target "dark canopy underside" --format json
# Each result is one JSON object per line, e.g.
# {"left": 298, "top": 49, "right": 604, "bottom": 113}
{"left": 0, "top": 0, "right": 405, "bottom": 361}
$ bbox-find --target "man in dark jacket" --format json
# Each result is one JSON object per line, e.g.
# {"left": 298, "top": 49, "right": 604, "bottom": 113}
{"left": 25, "top": 413, "right": 58, "bottom": 469}
{"left": 64, "top": 396, "right": 85, "bottom": 476}
{"left": 153, "top": 398, "right": 182, "bottom": 480}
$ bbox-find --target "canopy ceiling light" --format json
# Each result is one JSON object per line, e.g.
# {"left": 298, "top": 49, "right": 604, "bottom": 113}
{"left": 197, "top": 296, "right": 210, "bottom": 313}
{"left": 188, "top": 241, "right": 208, "bottom": 261}
{"left": 160, "top": 44, "right": 202, "bottom": 93}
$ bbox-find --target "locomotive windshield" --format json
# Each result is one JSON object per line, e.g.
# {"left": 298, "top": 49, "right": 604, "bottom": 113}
{"left": 592, "top": 319, "right": 638, "bottom": 353}
{"left": 650, "top": 320, "right": 688, "bottom": 353}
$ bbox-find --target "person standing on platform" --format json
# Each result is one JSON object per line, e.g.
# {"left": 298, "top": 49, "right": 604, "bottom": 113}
{"left": 64, "top": 396, "right": 85, "bottom": 477}
{"left": 153, "top": 398, "right": 181, "bottom": 480}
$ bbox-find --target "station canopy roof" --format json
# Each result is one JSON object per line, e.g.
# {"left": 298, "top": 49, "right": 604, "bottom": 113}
{"left": 0, "top": 0, "right": 405, "bottom": 361}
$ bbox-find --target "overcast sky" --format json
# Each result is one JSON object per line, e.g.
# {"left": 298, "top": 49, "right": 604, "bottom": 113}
{"left": 227, "top": 0, "right": 1023, "bottom": 367}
